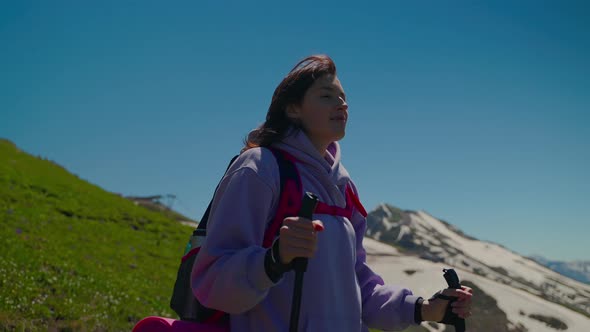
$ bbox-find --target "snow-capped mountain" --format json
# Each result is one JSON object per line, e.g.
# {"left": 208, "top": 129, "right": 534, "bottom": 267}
{"left": 530, "top": 255, "right": 590, "bottom": 285}
{"left": 364, "top": 238, "right": 590, "bottom": 331}
{"left": 364, "top": 203, "right": 590, "bottom": 331}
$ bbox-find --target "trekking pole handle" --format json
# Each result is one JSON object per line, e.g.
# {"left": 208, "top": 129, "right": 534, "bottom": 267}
{"left": 443, "top": 268, "right": 461, "bottom": 289}
{"left": 293, "top": 192, "right": 319, "bottom": 273}
{"left": 443, "top": 269, "right": 466, "bottom": 332}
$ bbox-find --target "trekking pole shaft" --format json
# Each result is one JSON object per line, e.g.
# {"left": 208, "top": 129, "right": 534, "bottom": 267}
{"left": 292, "top": 193, "right": 318, "bottom": 273}
{"left": 456, "top": 319, "right": 465, "bottom": 332}
{"left": 289, "top": 271, "right": 304, "bottom": 332}
{"left": 289, "top": 192, "right": 318, "bottom": 332}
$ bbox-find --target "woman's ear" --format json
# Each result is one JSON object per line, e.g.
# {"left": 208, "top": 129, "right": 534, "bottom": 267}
{"left": 285, "top": 104, "right": 300, "bottom": 120}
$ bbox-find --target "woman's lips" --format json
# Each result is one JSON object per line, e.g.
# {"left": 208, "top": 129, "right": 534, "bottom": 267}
{"left": 330, "top": 115, "right": 347, "bottom": 121}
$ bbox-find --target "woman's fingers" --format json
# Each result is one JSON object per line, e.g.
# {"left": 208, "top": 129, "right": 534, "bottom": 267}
{"left": 451, "top": 300, "right": 471, "bottom": 311}
{"left": 281, "top": 225, "right": 316, "bottom": 241}
{"left": 280, "top": 232, "right": 317, "bottom": 251}
{"left": 442, "top": 287, "right": 473, "bottom": 300}
{"left": 279, "top": 238, "right": 317, "bottom": 263}
{"left": 452, "top": 307, "right": 471, "bottom": 317}
{"left": 283, "top": 217, "right": 324, "bottom": 231}
{"left": 312, "top": 220, "right": 325, "bottom": 231}
{"left": 462, "top": 285, "right": 473, "bottom": 293}
{"left": 439, "top": 286, "right": 473, "bottom": 318}
{"left": 452, "top": 290, "right": 473, "bottom": 318}
{"left": 282, "top": 218, "right": 324, "bottom": 239}
{"left": 280, "top": 219, "right": 317, "bottom": 248}
{"left": 279, "top": 217, "right": 324, "bottom": 263}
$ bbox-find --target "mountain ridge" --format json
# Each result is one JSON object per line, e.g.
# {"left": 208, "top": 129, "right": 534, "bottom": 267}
{"left": 363, "top": 237, "right": 590, "bottom": 331}
{"left": 365, "top": 203, "right": 590, "bottom": 322}
{"left": 530, "top": 255, "right": 590, "bottom": 285}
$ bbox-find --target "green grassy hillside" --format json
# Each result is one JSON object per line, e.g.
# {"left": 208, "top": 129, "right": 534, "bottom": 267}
{"left": 0, "top": 139, "right": 191, "bottom": 331}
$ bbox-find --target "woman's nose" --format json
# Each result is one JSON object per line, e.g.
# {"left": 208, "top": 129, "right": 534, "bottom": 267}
{"left": 339, "top": 97, "right": 348, "bottom": 109}
{"left": 341, "top": 103, "right": 348, "bottom": 111}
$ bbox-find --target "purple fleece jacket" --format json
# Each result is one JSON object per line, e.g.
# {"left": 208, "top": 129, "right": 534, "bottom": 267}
{"left": 191, "top": 129, "right": 420, "bottom": 331}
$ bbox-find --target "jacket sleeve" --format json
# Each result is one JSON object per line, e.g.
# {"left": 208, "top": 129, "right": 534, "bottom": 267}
{"left": 350, "top": 188, "right": 421, "bottom": 330}
{"left": 191, "top": 165, "right": 279, "bottom": 314}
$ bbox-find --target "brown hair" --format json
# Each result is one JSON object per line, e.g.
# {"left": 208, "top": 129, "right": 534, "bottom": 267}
{"left": 242, "top": 54, "right": 337, "bottom": 152}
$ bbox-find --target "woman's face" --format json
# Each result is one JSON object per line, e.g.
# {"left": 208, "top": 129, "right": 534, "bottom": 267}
{"left": 287, "top": 74, "right": 349, "bottom": 151}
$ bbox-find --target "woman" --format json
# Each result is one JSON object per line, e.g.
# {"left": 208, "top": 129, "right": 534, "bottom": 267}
{"left": 191, "top": 54, "right": 473, "bottom": 331}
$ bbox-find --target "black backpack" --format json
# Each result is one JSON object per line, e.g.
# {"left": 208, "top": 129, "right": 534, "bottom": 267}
{"left": 170, "top": 147, "right": 303, "bottom": 323}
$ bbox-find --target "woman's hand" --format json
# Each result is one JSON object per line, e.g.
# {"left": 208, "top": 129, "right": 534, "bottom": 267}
{"left": 422, "top": 286, "right": 473, "bottom": 322}
{"left": 278, "top": 217, "right": 324, "bottom": 265}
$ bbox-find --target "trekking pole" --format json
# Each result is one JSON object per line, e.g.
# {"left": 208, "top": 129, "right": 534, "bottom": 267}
{"left": 443, "top": 269, "right": 466, "bottom": 332}
{"left": 289, "top": 192, "right": 319, "bottom": 332}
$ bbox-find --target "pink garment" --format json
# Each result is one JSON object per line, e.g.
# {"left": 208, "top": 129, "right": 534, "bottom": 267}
{"left": 132, "top": 316, "right": 229, "bottom": 332}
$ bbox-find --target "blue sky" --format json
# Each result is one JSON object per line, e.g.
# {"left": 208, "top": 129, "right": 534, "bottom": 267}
{"left": 1, "top": 1, "right": 588, "bottom": 261}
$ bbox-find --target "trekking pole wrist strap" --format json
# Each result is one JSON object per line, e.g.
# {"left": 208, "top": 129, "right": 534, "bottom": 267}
{"left": 264, "top": 238, "right": 292, "bottom": 282}
{"left": 414, "top": 297, "right": 424, "bottom": 324}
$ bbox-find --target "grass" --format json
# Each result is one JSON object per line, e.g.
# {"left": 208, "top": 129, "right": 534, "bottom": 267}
{"left": 0, "top": 139, "right": 190, "bottom": 331}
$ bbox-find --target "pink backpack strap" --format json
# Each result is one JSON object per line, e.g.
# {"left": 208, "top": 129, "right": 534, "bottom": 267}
{"left": 262, "top": 150, "right": 369, "bottom": 248}
{"left": 346, "top": 185, "right": 368, "bottom": 218}
{"left": 262, "top": 148, "right": 302, "bottom": 248}
{"left": 314, "top": 185, "right": 368, "bottom": 219}
{"left": 315, "top": 198, "right": 352, "bottom": 218}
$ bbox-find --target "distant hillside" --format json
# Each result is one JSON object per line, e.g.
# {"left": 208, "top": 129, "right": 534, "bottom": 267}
{"left": 530, "top": 255, "right": 590, "bottom": 285}
{"left": 0, "top": 138, "right": 192, "bottom": 331}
